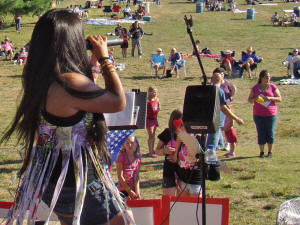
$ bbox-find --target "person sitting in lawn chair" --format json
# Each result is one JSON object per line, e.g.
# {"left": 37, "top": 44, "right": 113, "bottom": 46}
{"left": 219, "top": 49, "right": 238, "bottom": 77}
{"left": 283, "top": 48, "right": 300, "bottom": 77}
{"left": 151, "top": 48, "right": 166, "bottom": 78}
{"left": 240, "top": 46, "right": 263, "bottom": 78}
{"left": 168, "top": 48, "right": 185, "bottom": 78}
{"left": 271, "top": 12, "right": 280, "bottom": 25}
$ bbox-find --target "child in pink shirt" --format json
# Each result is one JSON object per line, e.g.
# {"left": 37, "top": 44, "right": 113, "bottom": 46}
{"left": 116, "top": 135, "right": 141, "bottom": 200}
{"left": 146, "top": 86, "right": 160, "bottom": 158}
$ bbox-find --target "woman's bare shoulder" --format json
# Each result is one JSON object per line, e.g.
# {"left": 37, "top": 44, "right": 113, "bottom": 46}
{"left": 60, "top": 73, "right": 99, "bottom": 92}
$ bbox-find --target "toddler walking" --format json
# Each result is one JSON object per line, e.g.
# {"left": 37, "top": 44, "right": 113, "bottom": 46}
{"left": 116, "top": 135, "right": 141, "bottom": 200}
{"left": 223, "top": 105, "right": 238, "bottom": 158}
{"left": 146, "top": 86, "right": 160, "bottom": 158}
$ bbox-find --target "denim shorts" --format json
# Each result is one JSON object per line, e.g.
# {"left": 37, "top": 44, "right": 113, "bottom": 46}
{"left": 162, "top": 159, "right": 179, "bottom": 188}
{"left": 42, "top": 179, "right": 121, "bottom": 225}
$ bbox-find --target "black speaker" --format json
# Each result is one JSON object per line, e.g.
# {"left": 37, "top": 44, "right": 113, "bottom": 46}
{"left": 182, "top": 85, "right": 220, "bottom": 134}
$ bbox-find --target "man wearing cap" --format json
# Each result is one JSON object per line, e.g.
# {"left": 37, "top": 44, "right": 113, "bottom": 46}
{"left": 151, "top": 48, "right": 166, "bottom": 78}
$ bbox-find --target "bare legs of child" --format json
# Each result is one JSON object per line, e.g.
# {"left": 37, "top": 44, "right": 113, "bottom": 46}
{"left": 147, "top": 126, "right": 157, "bottom": 158}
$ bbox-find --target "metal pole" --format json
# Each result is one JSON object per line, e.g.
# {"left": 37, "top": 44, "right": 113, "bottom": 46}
{"left": 200, "top": 133, "right": 207, "bottom": 225}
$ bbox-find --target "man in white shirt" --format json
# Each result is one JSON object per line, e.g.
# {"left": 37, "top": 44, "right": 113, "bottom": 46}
{"left": 123, "top": 5, "right": 131, "bottom": 18}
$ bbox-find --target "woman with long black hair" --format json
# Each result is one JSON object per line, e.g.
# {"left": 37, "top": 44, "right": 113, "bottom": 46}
{"left": 1, "top": 9, "right": 134, "bottom": 225}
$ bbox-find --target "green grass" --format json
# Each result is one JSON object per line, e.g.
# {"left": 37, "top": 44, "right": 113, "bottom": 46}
{"left": 1, "top": 0, "right": 300, "bottom": 224}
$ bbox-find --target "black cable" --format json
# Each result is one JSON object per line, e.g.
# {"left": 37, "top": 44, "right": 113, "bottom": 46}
{"left": 159, "top": 162, "right": 198, "bottom": 225}
{"left": 196, "top": 180, "right": 202, "bottom": 225}
{"left": 159, "top": 179, "right": 188, "bottom": 225}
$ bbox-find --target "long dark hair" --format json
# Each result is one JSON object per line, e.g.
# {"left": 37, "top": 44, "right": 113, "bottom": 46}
{"left": 1, "top": 9, "right": 110, "bottom": 176}
{"left": 168, "top": 109, "right": 183, "bottom": 135}
{"left": 258, "top": 69, "right": 269, "bottom": 84}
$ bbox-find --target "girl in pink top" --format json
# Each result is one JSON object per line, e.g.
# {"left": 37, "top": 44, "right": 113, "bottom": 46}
{"left": 146, "top": 86, "right": 160, "bottom": 158}
{"left": 248, "top": 70, "right": 282, "bottom": 158}
{"left": 116, "top": 135, "right": 141, "bottom": 200}
{"left": 2, "top": 38, "right": 14, "bottom": 61}
{"left": 120, "top": 28, "right": 129, "bottom": 58}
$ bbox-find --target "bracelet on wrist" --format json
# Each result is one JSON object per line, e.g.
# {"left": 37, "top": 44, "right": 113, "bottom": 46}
{"left": 98, "top": 57, "right": 109, "bottom": 63}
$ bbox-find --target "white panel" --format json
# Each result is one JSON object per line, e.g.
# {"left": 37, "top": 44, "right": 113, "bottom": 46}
{"left": 169, "top": 202, "right": 222, "bottom": 225}
{"left": 130, "top": 207, "right": 154, "bottom": 225}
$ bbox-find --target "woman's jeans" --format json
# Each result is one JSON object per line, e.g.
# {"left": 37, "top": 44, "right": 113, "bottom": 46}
{"left": 253, "top": 115, "right": 277, "bottom": 145}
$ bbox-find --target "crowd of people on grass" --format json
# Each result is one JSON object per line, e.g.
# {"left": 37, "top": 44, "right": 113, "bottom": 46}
{"left": 271, "top": 11, "right": 298, "bottom": 27}
{"left": 0, "top": 6, "right": 285, "bottom": 224}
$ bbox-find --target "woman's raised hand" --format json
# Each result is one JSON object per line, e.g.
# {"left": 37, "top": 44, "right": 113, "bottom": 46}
{"left": 87, "top": 35, "right": 109, "bottom": 60}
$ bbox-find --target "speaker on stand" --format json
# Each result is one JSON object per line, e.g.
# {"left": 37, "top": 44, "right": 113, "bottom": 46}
{"left": 183, "top": 15, "right": 221, "bottom": 225}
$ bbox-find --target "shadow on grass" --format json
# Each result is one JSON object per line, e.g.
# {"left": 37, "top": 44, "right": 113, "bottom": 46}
{"left": 0, "top": 167, "right": 18, "bottom": 173}
{"left": 221, "top": 155, "right": 259, "bottom": 161}
{"left": 230, "top": 18, "right": 247, "bottom": 21}
{"left": 3, "top": 75, "right": 23, "bottom": 79}
{"left": 259, "top": 24, "right": 283, "bottom": 28}
{"left": 272, "top": 76, "right": 290, "bottom": 82}
{"left": 141, "top": 159, "right": 164, "bottom": 165}
{"left": 140, "top": 163, "right": 163, "bottom": 171}
{"left": 129, "top": 76, "right": 157, "bottom": 80}
{"left": 140, "top": 179, "right": 161, "bottom": 188}
{"left": 183, "top": 77, "right": 198, "bottom": 81}
{"left": 0, "top": 159, "right": 22, "bottom": 166}
{"left": 168, "top": 1, "right": 194, "bottom": 4}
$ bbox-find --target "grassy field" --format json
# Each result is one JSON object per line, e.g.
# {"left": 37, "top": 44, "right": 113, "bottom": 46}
{"left": 1, "top": 0, "right": 300, "bottom": 224}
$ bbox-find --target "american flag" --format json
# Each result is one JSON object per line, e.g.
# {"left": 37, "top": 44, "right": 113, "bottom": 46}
{"left": 106, "top": 129, "right": 134, "bottom": 164}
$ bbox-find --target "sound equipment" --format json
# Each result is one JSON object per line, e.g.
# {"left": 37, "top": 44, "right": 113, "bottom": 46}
{"left": 182, "top": 85, "right": 220, "bottom": 134}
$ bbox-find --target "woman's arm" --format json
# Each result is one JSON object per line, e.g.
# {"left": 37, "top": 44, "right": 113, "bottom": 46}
{"left": 155, "top": 140, "right": 175, "bottom": 156}
{"left": 167, "top": 139, "right": 180, "bottom": 163}
{"left": 265, "top": 88, "right": 282, "bottom": 102}
{"left": 52, "top": 36, "right": 126, "bottom": 115}
{"left": 176, "top": 53, "right": 182, "bottom": 62}
{"left": 134, "top": 163, "right": 141, "bottom": 199}
{"left": 221, "top": 104, "right": 244, "bottom": 125}
{"left": 248, "top": 89, "right": 256, "bottom": 104}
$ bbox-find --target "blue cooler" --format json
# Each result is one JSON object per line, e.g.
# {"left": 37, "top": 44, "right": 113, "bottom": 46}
{"left": 196, "top": 2, "right": 203, "bottom": 13}
{"left": 247, "top": 8, "right": 255, "bottom": 20}
{"left": 143, "top": 16, "right": 152, "bottom": 21}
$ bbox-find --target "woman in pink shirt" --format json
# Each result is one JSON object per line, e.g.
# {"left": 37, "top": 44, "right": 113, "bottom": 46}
{"left": 2, "top": 38, "right": 14, "bottom": 61}
{"left": 248, "top": 70, "right": 282, "bottom": 158}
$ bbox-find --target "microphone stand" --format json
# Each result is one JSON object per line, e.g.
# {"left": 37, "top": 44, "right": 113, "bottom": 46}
{"left": 184, "top": 15, "right": 207, "bottom": 225}
{"left": 184, "top": 15, "right": 207, "bottom": 85}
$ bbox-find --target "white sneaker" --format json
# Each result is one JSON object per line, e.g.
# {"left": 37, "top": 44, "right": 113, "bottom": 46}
{"left": 138, "top": 55, "right": 142, "bottom": 58}
{"left": 224, "top": 143, "right": 230, "bottom": 151}
{"left": 291, "top": 74, "right": 295, "bottom": 79}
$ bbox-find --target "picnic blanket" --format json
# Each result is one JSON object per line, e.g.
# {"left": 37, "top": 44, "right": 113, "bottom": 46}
{"left": 258, "top": 3, "right": 278, "bottom": 5}
{"left": 184, "top": 54, "right": 220, "bottom": 58}
{"left": 279, "top": 78, "right": 300, "bottom": 85}
{"left": 233, "top": 8, "right": 247, "bottom": 13}
{"left": 283, "top": 9, "right": 294, "bottom": 13}
{"left": 86, "top": 18, "right": 146, "bottom": 26}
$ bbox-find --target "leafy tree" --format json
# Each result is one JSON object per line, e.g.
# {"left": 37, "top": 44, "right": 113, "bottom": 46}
{"left": 0, "top": 0, "right": 52, "bottom": 18}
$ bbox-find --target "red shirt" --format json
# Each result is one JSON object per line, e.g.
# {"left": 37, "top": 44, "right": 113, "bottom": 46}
{"left": 147, "top": 98, "right": 159, "bottom": 119}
